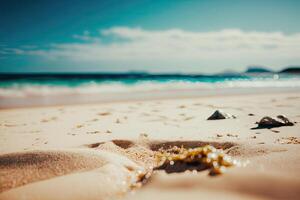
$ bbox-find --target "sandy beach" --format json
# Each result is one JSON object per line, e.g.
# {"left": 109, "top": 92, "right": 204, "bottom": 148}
{"left": 1, "top": 91, "right": 300, "bottom": 200}
{"left": 2, "top": 0, "right": 300, "bottom": 199}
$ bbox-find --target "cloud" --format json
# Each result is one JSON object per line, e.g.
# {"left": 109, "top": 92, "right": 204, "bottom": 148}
{"left": 8, "top": 27, "right": 300, "bottom": 72}
{"left": 72, "top": 30, "right": 100, "bottom": 42}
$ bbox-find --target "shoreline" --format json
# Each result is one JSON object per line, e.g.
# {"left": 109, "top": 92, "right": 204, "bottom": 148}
{"left": 1, "top": 87, "right": 299, "bottom": 109}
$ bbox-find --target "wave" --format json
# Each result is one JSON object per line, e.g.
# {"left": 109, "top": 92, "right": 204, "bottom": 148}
{"left": 1, "top": 77, "right": 300, "bottom": 98}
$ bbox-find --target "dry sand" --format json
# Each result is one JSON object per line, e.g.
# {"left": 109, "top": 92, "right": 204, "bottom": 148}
{"left": 0, "top": 91, "right": 300, "bottom": 200}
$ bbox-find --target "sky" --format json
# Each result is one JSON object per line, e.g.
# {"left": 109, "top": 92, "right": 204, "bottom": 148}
{"left": 0, "top": 0, "right": 300, "bottom": 73}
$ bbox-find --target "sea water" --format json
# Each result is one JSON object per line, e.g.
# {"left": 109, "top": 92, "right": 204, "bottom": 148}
{"left": 0, "top": 73, "right": 299, "bottom": 99}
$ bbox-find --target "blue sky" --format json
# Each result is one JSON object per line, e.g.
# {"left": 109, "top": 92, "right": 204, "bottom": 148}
{"left": 0, "top": 0, "right": 300, "bottom": 73}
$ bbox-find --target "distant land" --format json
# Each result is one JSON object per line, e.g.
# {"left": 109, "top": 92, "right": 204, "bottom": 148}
{"left": 280, "top": 67, "right": 300, "bottom": 73}
{"left": 0, "top": 66, "right": 299, "bottom": 75}
{"left": 245, "top": 66, "right": 273, "bottom": 73}
{"left": 245, "top": 66, "right": 300, "bottom": 74}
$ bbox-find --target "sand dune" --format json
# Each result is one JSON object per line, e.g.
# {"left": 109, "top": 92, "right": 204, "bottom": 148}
{"left": 0, "top": 147, "right": 146, "bottom": 200}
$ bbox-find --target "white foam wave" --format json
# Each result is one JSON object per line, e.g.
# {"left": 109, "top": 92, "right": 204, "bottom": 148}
{"left": 1, "top": 78, "right": 300, "bottom": 98}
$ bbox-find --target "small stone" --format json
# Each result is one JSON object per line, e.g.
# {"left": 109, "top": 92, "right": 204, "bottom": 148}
{"left": 207, "top": 110, "right": 236, "bottom": 120}
{"left": 256, "top": 115, "right": 294, "bottom": 128}
{"left": 98, "top": 112, "right": 111, "bottom": 116}
{"left": 226, "top": 133, "right": 238, "bottom": 137}
{"left": 87, "top": 131, "right": 100, "bottom": 134}
{"left": 76, "top": 124, "right": 84, "bottom": 128}
{"left": 271, "top": 129, "right": 280, "bottom": 133}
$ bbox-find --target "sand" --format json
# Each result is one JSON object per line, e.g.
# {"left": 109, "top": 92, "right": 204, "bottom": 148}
{"left": 0, "top": 91, "right": 300, "bottom": 199}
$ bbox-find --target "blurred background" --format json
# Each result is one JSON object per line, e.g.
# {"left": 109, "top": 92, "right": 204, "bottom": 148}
{"left": 0, "top": 0, "right": 299, "bottom": 107}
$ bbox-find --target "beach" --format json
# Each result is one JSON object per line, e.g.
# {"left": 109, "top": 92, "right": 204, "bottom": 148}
{"left": 2, "top": 0, "right": 300, "bottom": 199}
{"left": 0, "top": 89, "right": 300, "bottom": 200}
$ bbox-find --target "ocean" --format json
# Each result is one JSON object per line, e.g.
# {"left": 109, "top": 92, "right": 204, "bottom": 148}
{"left": 0, "top": 73, "right": 300, "bottom": 98}
{"left": 0, "top": 72, "right": 299, "bottom": 107}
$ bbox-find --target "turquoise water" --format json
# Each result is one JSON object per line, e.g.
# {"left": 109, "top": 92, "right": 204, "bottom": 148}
{"left": 0, "top": 73, "right": 297, "bottom": 87}
{"left": 0, "top": 73, "right": 253, "bottom": 87}
{"left": 0, "top": 73, "right": 299, "bottom": 98}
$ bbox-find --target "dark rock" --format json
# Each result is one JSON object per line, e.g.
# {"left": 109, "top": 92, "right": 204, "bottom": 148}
{"left": 207, "top": 110, "right": 236, "bottom": 120}
{"left": 256, "top": 115, "right": 294, "bottom": 128}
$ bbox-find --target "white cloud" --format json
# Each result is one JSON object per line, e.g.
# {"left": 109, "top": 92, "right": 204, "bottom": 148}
{"left": 12, "top": 27, "right": 300, "bottom": 73}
